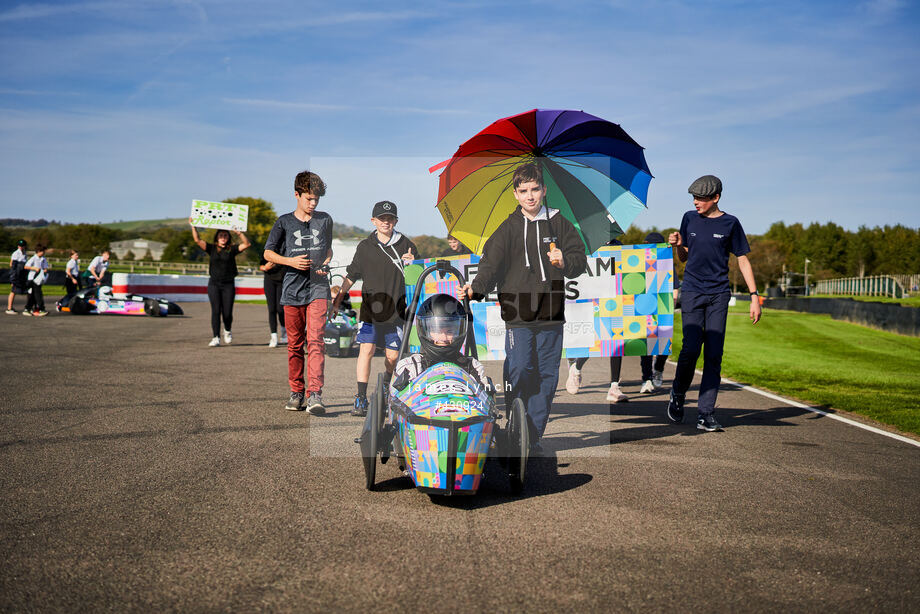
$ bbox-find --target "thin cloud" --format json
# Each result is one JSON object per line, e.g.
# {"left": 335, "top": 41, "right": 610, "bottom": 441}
{"left": 0, "top": 1, "right": 124, "bottom": 22}
{"left": 223, "top": 97, "right": 471, "bottom": 116}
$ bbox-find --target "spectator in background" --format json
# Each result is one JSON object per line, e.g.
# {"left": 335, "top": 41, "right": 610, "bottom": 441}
{"left": 190, "top": 219, "right": 251, "bottom": 347}
{"left": 441, "top": 234, "right": 473, "bottom": 257}
{"left": 23, "top": 244, "right": 49, "bottom": 317}
{"left": 6, "top": 239, "right": 28, "bottom": 314}
{"left": 259, "top": 256, "right": 286, "bottom": 348}
{"left": 65, "top": 250, "right": 81, "bottom": 295}
{"left": 85, "top": 250, "right": 110, "bottom": 287}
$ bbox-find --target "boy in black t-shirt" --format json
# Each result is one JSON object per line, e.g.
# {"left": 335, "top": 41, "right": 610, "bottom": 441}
{"left": 331, "top": 201, "right": 417, "bottom": 416}
{"left": 666, "top": 175, "right": 762, "bottom": 432}
{"left": 264, "top": 171, "right": 334, "bottom": 415}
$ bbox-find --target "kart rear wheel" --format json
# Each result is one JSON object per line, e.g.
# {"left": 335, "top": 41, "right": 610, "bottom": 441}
{"left": 360, "top": 391, "right": 380, "bottom": 491}
{"left": 70, "top": 297, "right": 89, "bottom": 315}
{"left": 508, "top": 398, "right": 529, "bottom": 495}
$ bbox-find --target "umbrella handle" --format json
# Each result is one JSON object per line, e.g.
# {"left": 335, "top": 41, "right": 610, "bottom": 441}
{"left": 548, "top": 242, "right": 562, "bottom": 266}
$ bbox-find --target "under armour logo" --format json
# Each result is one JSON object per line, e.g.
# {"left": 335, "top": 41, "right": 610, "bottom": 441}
{"left": 293, "top": 228, "right": 320, "bottom": 247}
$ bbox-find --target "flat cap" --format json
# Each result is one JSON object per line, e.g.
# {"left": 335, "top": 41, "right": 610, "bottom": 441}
{"left": 688, "top": 175, "right": 722, "bottom": 198}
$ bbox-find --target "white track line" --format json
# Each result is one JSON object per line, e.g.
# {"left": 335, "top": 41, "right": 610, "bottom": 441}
{"left": 665, "top": 361, "right": 920, "bottom": 448}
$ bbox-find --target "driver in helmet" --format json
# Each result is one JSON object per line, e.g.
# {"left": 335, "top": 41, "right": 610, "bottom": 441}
{"left": 391, "top": 294, "right": 486, "bottom": 393}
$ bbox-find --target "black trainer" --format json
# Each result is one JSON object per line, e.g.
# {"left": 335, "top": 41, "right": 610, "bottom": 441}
{"left": 697, "top": 414, "right": 723, "bottom": 432}
{"left": 285, "top": 391, "right": 305, "bottom": 411}
{"left": 666, "top": 390, "right": 685, "bottom": 423}
{"left": 351, "top": 394, "right": 368, "bottom": 417}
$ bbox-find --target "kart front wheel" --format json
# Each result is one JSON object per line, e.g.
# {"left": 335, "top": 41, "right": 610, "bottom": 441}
{"left": 143, "top": 298, "right": 163, "bottom": 317}
{"left": 360, "top": 391, "right": 380, "bottom": 491}
{"left": 508, "top": 398, "right": 529, "bottom": 495}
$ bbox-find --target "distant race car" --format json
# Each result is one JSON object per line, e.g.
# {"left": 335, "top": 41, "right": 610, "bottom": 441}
{"left": 56, "top": 285, "right": 183, "bottom": 317}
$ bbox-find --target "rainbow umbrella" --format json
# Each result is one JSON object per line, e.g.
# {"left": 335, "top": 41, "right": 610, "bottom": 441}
{"left": 430, "top": 109, "right": 652, "bottom": 254}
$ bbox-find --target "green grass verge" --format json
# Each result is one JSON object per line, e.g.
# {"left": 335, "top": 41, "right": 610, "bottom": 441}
{"left": 808, "top": 294, "right": 920, "bottom": 308}
{"left": 672, "top": 304, "right": 920, "bottom": 435}
{"left": 2, "top": 283, "right": 67, "bottom": 298}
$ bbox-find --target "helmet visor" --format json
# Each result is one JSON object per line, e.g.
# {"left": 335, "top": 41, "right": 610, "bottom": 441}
{"left": 418, "top": 314, "right": 466, "bottom": 346}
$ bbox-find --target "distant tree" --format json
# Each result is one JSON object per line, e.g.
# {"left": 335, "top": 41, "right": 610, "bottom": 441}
{"left": 873, "top": 224, "right": 920, "bottom": 275}
{"left": 333, "top": 222, "right": 372, "bottom": 239}
{"left": 148, "top": 226, "right": 183, "bottom": 244}
{"left": 123, "top": 250, "right": 136, "bottom": 261}
{"left": 846, "top": 226, "right": 876, "bottom": 277}
{"left": 747, "top": 238, "right": 786, "bottom": 288}
{"left": 53, "top": 223, "right": 119, "bottom": 255}
{"left": 162, "top": 230, "right": 202, "bottom": 262}
{"left": 409, "top": 235, "right": 448, "bottom": 258}
{"left": 140, "top": 249, "right": 153, "bottom": 261}
{"left": 222, "top": 196, "right": 276, "bottom": 262}
{"left": 0, "top": 224, "right": 13, "bottom": 252}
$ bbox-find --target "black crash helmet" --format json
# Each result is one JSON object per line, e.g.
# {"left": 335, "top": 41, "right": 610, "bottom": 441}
{"left": 417, "top": 294, "right": 467, "bottom": 362}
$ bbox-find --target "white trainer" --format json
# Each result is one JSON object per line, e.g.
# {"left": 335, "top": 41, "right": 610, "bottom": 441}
{"left": 652, "top": 370, "right": 663, "bottom": 389}
{"left": 565, "top": 366, "right": 582, "bottom": 395}
{"left": 223, "top": 330, "right": 232, "bottom": 344}
{"left": 269, "top": 332, "right": 278, "bottom": 348}
{"left": 208, "top": 337, "right": 220, "bottom": 347}
{"left": 640, "top": 380, "right": 655, "bottom": 394}
{"left": 279, "top": 331, "right": 288, "bottom": 344}
{"left": 606, "top": 382, "right": 628, "bottom": 402}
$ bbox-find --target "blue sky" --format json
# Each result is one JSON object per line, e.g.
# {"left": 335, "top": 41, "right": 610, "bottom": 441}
{"left": 1, "top": 0, "right": 918, "bottom": 236}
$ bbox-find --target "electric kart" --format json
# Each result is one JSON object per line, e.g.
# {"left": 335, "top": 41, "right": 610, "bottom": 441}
{"left": 358, "top": 260, "right": 529, "bottom": 496}
{"left": 56, "top": 285, "right": 184, "bottom": 317}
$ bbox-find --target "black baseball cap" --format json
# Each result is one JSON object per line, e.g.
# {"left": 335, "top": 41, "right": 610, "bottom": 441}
{"left": 372, "top": 200, "right": 398, "bottom": 218}
{"left": 17, "top": 239, "right": 27, "bottom": 247}
{"left": 688, "top": 175, "right": 722, "bottom": 198}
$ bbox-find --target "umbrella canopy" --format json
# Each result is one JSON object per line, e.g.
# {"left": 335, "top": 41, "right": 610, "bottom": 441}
{"left": 432, "top": 109, "right": 652, "bottom": 254}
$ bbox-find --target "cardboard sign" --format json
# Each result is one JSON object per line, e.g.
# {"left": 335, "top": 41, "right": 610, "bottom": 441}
{"left": 402, "top": 244, "right": 674, "bottom": 360}
{"left": 190, "top": 200, "right": 249, "bottom": 231}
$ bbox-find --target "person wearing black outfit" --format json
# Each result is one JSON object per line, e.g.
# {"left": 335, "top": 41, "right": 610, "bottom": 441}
{"left": 259, "top": 256, "right": 286, "bottom": 347}
{"left": 331, "top": 200, "right": 418, "bottom": 416}
{"left": 461, "top": 163, "right": 588, "bottom": 450}
{"left": 667, "top": 175, "right": 761, "bottom": 432}
{"left": 190, "top": 218, "right": 251, "bottom": 347}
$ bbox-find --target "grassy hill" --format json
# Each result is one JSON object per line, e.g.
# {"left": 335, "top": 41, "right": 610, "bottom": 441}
{"left": 101, "top": 218, "right": 188, "bottom": 232}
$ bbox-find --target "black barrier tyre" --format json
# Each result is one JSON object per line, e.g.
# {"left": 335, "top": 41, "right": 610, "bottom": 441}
{"left": 143, "top": 298, "right": 162, "bottom": 317}
{"left": 70, "top": 297, "right": 89, "bottom": 315}
{"left": 360, "top": 392, "right": 380, "bottom": 491}
{"left": 508, "top": 398, "right": 529, "bottom": 495}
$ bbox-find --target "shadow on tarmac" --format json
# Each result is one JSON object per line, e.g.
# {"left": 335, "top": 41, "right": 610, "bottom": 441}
{"left": 546, "top": 395, "right": 820, "bottom": 455}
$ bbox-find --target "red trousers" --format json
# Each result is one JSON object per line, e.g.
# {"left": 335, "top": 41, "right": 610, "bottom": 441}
{"left": 284, "top": 300, "right": 327, "bottom": 394}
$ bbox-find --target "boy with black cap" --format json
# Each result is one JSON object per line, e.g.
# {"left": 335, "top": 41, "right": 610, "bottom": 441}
{"left": 6, "top": 239, "right": 28, "bottom": 314}
{"left": 332, "top": 200, "right": 418, "bottom": 416}
{"left": 667, "top": 174, "right": 761, "bottom": 432}
{"left": 460, "top": 162, "right": 587, "bottom": 451}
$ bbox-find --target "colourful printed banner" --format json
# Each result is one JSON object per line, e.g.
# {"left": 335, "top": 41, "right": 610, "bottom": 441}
{"left": 190, "top": 200, "right": 249, "bottom": 231}
{"left": 403, "top": 244, "right": 674, "bottom": 360}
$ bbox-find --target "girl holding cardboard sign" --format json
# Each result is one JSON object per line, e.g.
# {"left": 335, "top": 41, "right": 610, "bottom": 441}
{"left": 190, "top": 218, "right": 251, "bottom": 347}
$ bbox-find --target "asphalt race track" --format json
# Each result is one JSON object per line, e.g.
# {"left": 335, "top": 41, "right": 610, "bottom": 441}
{"left": 2, "top": 303, "right": 918, "bottom": 612}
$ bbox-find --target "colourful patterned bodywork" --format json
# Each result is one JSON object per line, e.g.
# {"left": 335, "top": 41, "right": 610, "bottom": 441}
{"left": 402, "top": 244, "right": 674, "bottom": 360}
{"left": 391, "top": 363, "right": 494, "bottom": 494}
